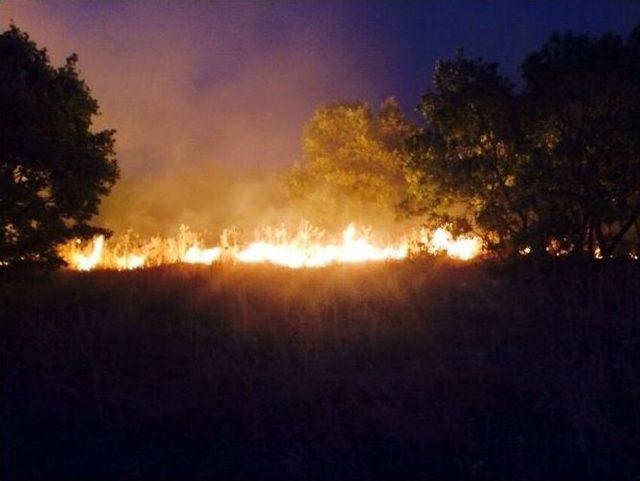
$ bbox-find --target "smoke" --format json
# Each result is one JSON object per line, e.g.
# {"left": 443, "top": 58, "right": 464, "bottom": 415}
{"left": 2, "top": 1, "right": 397, "bottom": 236}
{"left": 98, "top": 163, "right": 298, "bottom": 240}
{"left": 4, "top": 2, "right": 379, "bottom": 166}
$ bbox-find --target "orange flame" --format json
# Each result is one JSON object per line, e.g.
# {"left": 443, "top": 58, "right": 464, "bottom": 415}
{"left": 60, "top": 223, "right": 483, "bottom": 271}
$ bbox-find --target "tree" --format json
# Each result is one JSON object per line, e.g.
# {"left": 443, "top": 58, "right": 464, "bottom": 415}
{"left": 0, "top": 25, "right": 118, "bottom": 268}
{"left": 404, "top": 50, "right": 531, "bottom": 254}
{"left": 521, "top": 29, "right": 640, "bottom": 258}
{"left": 405, "top": 27, "right": 640, "bottom": 258}
{"left": 285, "top": 97, "right": 415, "bottom": 230}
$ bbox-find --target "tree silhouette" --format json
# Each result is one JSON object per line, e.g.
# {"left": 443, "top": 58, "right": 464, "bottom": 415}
{"left": 0, "top": 25, "right": 118, "bottom": 268}
{"left": 405, "top": 26, "right": 640, "bottom": 258}
{"left": 404, "top": 50, "right": 529, "bottom": 254}
{"left": 521, "top": 28, "right": 640, "bottom": 258}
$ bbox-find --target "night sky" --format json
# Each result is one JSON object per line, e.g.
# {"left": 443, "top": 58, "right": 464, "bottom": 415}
{"left": 2, "top": 1, "right": 639, "bottom": 174}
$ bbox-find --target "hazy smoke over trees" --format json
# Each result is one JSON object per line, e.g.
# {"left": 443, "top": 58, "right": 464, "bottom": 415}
{"left": 2, "top": 2, "right": 397, "bottom": 237}
{"left": 3, "top": 1, "right": 638, "bottom": 248}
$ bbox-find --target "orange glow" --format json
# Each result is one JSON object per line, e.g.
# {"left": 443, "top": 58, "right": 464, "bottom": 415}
{"left": 423, "top": 227, "right": 483, "bottom": 261}
{"left": 72, "top": 234, "right": 105, "bottom": 271}
{"left": 60, "top": 223, "right": 483, "bottom": 271}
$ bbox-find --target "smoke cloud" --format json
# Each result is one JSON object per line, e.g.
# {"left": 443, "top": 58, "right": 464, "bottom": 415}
{"left": 2, "top": 1, "right": 392, "bottom": 235}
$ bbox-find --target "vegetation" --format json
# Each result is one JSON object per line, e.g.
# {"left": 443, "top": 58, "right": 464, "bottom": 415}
{"left": 1, "top": 20, "right": 640, "bottom": 481}
{"left": 404, "top": 27, "right": 640, "bottom": 258}
{"left": 285, "top": 98, "right": 415, "bottom": 231}
{"left": 2, "top": 24, "right": 639, "bottom": 266}
{"left": 2, "top": 261, "right": 639, "bottom": 480}
{"left": 521, "top": 28, "right": 640, "bottom": 258}
{"left": 0, "top": 26, "right": 118, "bottom": 268}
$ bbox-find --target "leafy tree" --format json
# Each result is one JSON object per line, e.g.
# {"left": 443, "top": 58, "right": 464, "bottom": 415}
{"left": 0, "top": 25, "right": 118, "bottom": 268}
{"left": 521, "top": 28, "right": 640, "bottom": 258}
{"left": 285, "top": 97, "right": 415, "bottom": 230}
{"left": 406, "top": 27, "right": 640, "bottom": 258}
{"left": 404, "top": 50, "right": 530, "bottom": 254}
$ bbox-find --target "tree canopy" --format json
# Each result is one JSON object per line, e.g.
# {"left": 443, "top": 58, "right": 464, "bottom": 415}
{"left": 404, "top": 27, "right": 640, "bottom": 258}
{"left": 521, "top": 28, "right": 640, "bottom": 258}
{"left": 0, "top": 25, "right": 118, "bottom": 268}
{"left": 285, "top": 97, "right": 415, "bottom": 231}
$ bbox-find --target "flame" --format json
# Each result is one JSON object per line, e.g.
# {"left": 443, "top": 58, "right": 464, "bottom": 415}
{"left": 60, "top": 223, "right": 483, "bottom": 271}
{"left": 116, "top": 253, "right": 146, "bottom": 270}
{"left": 236, "top": 223, "right": 407, "bottom": 268}
{"left": 422, "top": 227, "right": 483, "bottom": 261}
{"left": 183, "top": 246, "right": 222, "bottom": 265}
{"left": 72, "top": 234, "right": 104, "bottom": 271}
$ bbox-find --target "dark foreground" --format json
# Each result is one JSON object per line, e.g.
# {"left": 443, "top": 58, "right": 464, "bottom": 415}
{"left": 1, "top": 259, "right": 639, "bottom": 480}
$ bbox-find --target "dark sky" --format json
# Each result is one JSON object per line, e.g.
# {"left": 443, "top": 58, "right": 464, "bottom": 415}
{"left": 3, "top": 1, "right": 639, "bottom": 174}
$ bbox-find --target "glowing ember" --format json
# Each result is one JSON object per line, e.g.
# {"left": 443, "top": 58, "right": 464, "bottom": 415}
{"left": 60, "top": 223, "right": 483, "bottom": 270}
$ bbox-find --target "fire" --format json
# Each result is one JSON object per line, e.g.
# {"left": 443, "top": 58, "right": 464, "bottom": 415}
{"left": 72, "top": 234, "right": 104, "bottom": 271}
{"left": 183, "top": 246, "right": 222, "bottom": 265}
{"left": 115, "top": 253, "right": 146, "bottom": 270}
{"left": 424, "top": 227, "right": 483, "bottom": 261}
{"left": 60, "top": 223, "right": 483, "bottom": 271}
{"left": 236, "top": 224, "right": 408, "bottom": 268}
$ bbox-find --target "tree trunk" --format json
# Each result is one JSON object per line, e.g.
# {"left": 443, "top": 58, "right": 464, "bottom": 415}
{"left": 601, "top": 206, "right": 640, "bottom": 258}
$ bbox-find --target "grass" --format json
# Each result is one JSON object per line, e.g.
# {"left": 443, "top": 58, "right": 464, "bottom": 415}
{"left": 1, "top": 258, "right": 639, "bottom": 480}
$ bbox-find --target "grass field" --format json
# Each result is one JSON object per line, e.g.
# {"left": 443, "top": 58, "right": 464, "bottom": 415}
{"left": 2, "top": 259, "right": 639, "bottom": 480}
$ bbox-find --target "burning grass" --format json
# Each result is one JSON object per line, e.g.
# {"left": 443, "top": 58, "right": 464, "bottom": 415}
{"left": 2, "top": 259, "right": 639, "bottom": 480}
{"left": 58, "top": 222, "right": 483, "bottom": 270}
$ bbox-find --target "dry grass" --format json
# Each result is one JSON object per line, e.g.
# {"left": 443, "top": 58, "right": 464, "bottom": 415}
{"left": 1, "top": 258, "right": 639, "bottom": 480}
